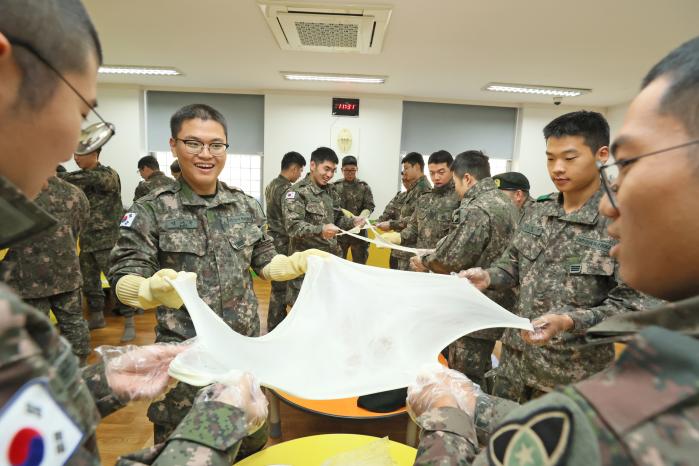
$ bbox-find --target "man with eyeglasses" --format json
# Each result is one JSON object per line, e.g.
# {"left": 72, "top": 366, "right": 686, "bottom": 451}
{"left": 333, "top": 155, "right": 375, "bottom": 265}
{"left": 408, "top": 35, "right": 699, "bottom": 466}
{"left": 109, "top": 103, "right": 329, "bottom": 456}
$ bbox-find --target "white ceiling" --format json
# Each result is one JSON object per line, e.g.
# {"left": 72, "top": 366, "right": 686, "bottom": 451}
{"left": 85, "top": 0, "right": 699, "bottom": 107}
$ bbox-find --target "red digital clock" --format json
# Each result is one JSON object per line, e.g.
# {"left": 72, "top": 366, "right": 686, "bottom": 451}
{"left": 332, "top": 98, "right": 360, "bottom": 117}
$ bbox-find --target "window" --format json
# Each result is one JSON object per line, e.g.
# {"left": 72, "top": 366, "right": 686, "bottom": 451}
{"left": 155, "top": 152, "right": 263, "bottom": 201}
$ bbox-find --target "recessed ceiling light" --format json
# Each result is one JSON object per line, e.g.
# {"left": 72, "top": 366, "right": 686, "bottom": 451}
{"left": 99, "top": 65, "right": 182, "bottom": 76}
{"left": 484, "top": 83, "right": 590, "bottom": 97}
{"left": 281, "top": 72, "right": 386, "bottom": 84}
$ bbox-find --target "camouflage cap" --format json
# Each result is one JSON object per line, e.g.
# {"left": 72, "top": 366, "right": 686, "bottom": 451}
{"left": 493, "top": 172, "right": 530, "bottom": 191}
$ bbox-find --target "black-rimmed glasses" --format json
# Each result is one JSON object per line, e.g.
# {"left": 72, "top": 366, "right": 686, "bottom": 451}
{"left": 6, "top": 35, "right": 115, "bottom": 155}
{"left": 175, "top": 139, "right": 229, "bottom": 157}
{"left": 597, "top": 139, "right": 699, "bottom": 209}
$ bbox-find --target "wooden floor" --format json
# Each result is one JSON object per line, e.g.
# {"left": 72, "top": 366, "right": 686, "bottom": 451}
{"left": 91, "top": 279, "right": 409, "bottom": 465}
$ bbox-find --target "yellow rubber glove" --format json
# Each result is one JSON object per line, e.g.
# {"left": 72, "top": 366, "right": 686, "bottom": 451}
{"left": 341, "top": 208, "right": 355, "bottom": 218}
{"left": 116, "top": 269, "right": 196, "bottom": 309}
{"left": 359, "top": 209, "right": 371, "bottom": 219}
{"left": 261, "top": 249, "right": 331, "bottom": 281}
{"left": 379, "top": 232, "right": 402, "bottom": 245}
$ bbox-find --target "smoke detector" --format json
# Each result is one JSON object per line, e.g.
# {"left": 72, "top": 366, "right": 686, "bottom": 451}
{"left": 258, "top": 1, "right": 392, "bottom": 54}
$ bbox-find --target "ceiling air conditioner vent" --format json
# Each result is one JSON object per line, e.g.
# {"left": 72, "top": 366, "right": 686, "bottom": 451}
{"left": 258, "top": 1, "right": 392, "bottom": 54}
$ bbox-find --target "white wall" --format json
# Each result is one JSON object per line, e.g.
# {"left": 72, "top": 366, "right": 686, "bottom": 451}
{"left": 606, "top": 101, "right": 631, "bottom": 142}
{"left": 63, "top": 84, "right": 146, "bottom": 207}
{"left": 264, "top": 93, "right": 403, "bottom": 216}
{"left": 512, "top": 104, "right": 608, "bottom": 197}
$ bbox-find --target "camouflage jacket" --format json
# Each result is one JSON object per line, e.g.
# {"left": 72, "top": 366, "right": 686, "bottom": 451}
{"left": 133, "top": 170, "right": 176, "bottom": 202}
{"left": 264, "top": 174, "right": 292, "bottom": 254}
{"left": 117, "top": 401, "right": 249, "bottom": 465}
{"left": 517, "top": 195, "right": 535, "bottom": 225}
{"left": 108, "top": 179, "right": 277, "bottom": 341}
{"left": 2, "top": 176, "right": 89, "bottom": 298}
{"left": 61, "top": 163, "right": 123, "bottom": 252}
{"left": 384, "top": 175, "right": 431, "bottom": 232}
{"left": 422, "top": 178, "right": 518, "bottom": 315}
{"left": 401, "top": 179, "right": 460, "bottom": 249}
{"left": 487, "top": 188, "right": 662, "bottom": 389}
{"left": 332, "top": 178, "right": 375, "bottom": 216}
{"left": 0, "top": 176, "right": 125, "bottom": 465}
{"left": 282, "top": 174, "right": 355, "bottom": 256}
{"left": 414, "top": 297, "right": 699, "bottom": 466}
{"left": 377, "top": 190, "right": 404, "bottom": 224}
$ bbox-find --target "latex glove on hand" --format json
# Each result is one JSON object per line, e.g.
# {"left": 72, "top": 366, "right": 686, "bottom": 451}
{"left": 522, "top": 314, "right": 574, "bottom": 346}
{"left": 321, "top": 224, "right": 341, "bottom": 239}
{"left": 116, "top": 269, "right": 197, "bottom": 309}
{"left": 377, "top": 231, "right": 401, "bottom": 248}
{"left": 195, "top": 372, "right": 268, "bottom": 434}
{"left": 359, "top": 209, "right": 371, "bottom": 219}
{"left": 407, "top": 364, "right": 481, "bottom": 421}
{"left": 458, "top": 267, "right": 490, "bottom": 291}
{"left": 98, "top": 341, "right": 191, "bottom": 402}
{"left": 409, "top": 255, "right": 428, "bottom": 272}
{"left": 261, "top": 249, "right": 331, "bottom": 281}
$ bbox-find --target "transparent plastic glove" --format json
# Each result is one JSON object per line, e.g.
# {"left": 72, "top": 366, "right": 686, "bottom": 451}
{"left": 322, "top": 224, "right": 341, "bottom": 239}
{"left": 409, "top": 255, "right": 428, "bottom": 272}
{"left": 376, "top": 221, "right": 391, "bottom": 232}
{"left": 522, "top": 314, "right": 574, "bottom": 346}
{"left": 97, "top": 340, "right": 192, "bottom": 402}
{"left": 407, "top": 364, "right": 481, "bottom": 422}
{"left": 195, "top": 372, "right": 268, "bottom": 434}
{"left": 378, "top": 231, "right": 401, "bottom": 247}
{"left": 458, "top": 267, "right": 490, "bottom": 291}
{"left": 262, "top": 249, "right": 331, "bottom": 281}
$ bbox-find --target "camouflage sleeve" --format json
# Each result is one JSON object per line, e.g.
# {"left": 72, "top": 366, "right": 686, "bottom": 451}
{"left": 378, "top": 193, "right": 400, "bottom": 223}
{"left": 249, "top": 198, "right": 278, "bottom": 274}
{"left": 283, "top": 191, "right": 323, "bottom": 239}
{"left": 363, "top": 184, "right": 375, "bottom": 214}
{"left": 60, "top": 169, "right": 91, "bottom": 191}
{"left": 81, "top": 361, "right": 126, "bottom": 417}
{"left": 116, "top": 401, "right": 247, "bottom": 465}
{"left": 414, "top": 407, "right": 479, "bottom": 465}
{"left": 108, "top": 202, "right": 160, "bottom": 288}
{"left": 400, "top": 208, "right": 419, "bottom": 244}
{"left": 422, "top": 208, "right": 491, "bottom": 274}
{"left": 332, "top": 190, "right": 355, "bottom": 230}
{"left": 73, "top": 188, "right": 90, "bottom": 240}
{"left": 558, "top": 263, "right": 664, "bottom": 334}
{"left": 473, "top": 394, "right": 519, "bottom": 445}
{"left": 133, "top": 182, "right": 148, "bottom": 202}
{"left": 487, "top": 240, "right": 520, "bottom": 290}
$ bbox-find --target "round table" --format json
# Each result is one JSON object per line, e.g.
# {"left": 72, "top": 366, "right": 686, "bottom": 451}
{"left": 236, "top": 433, "right": 417, "bottom": 465}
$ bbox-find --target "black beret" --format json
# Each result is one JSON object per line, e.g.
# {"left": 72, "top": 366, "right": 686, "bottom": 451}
{"left": 493, "top": 172, "right": 530, "bottom": 191}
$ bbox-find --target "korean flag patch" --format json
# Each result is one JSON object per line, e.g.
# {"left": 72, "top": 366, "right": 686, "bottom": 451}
{"left": 286, "top": 191, "right": 296, "bottom": 200}
{"left": 0, "top": 378, "right": 84, "bottom": 466}
{"left": 120, "top": 212, "right": 137, "bottom": 227}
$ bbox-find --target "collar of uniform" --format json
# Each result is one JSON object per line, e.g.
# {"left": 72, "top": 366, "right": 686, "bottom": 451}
{"left": 406, "top": 175, "right": 427, "bottom": 192}
{"left": 432, "top": 179, "right": 455, "bottom": 195}
{"left": 543, "top": 188, "right": 603, "bottom": 225}
{"left": 0, "top": 176, "right": 57, "bottom": 248}
{"left": 277, "top": 174, "right": 291, "bottom": 184}
{"left": 308, "top": 179, "right": 327, "bottom": 195}
{"left": 464, "top": 177, "right": 497, "bottom": 202}
{"left": 178, "top": 179, "right": 235, "bottom": 206}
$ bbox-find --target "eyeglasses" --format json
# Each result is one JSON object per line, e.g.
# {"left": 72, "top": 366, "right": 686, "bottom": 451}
{"left": 597, "top": 139, "right": 699, "bottom": 209}
{"left": 6, "top": 35, "right": 115, "bottom": 155}
{"left": 342, "top": 168, "right": 358, "bottom": 173}
{"left": 176, "top": 139, "right": 229, "bottom": 156}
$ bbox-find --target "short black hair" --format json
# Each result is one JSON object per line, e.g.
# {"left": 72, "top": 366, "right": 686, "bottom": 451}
{"left": 170, "top": 104, "right": 228, "bottom": 140}
{"left": 642, "top": 36, "right": 699, "bottom": 137}
{"left": 1, "top": 0, "right": 102, "bottom": 109}
{"left": 310, "top": 147, "right": 339, "bottom": 165}
{"left": 402, "top": 152, "right": 424, "bottom": 171}
{"left": 428, "top": 150, "right": 453, "bottom": 167}
{"left": 170, "top": 159, "right": 181, "bottom": 173}
{"left": 342, "top": 155, "right": 358, "bottom": 167}
{"left": 281, "top": 151, "right": 306, "bottom": 170}
{"left": 56, "top": 165, "right": 67, "bottom": 173}
{"left": 138, "top": 155, "right": 160, "bottom": 171}
{"left": 543, "top": 111, "right": 609, "bottom": 154}
{"left": 451, "top": 150, "right": 491, "bottom": 180}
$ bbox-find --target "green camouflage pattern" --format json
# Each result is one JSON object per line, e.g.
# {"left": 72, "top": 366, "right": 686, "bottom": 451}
{"left": 133, "top": 170, "right": 176, "bottom": 202}
{"left": 79, "top": 248, "right": 112, "bottom": 314}
{"left": 487, "top": 188, "right": 662, "bottom": 394}
{"left": 61, "top": 162, "right": 123, "bottom": 252}
{"left": 386, "top": 175, "right": 431, "bottom": 268}
{"left": 400, "top": 179, "right": 460, "bottom": 251}
{"left": 25, "top": 290, "right": 90, "bottom": 357}
{"left": 264, "top": 175, "right": 292, "bottom": 331}
{"left": 333, "top": 178, "right": 375, "bottom": 264}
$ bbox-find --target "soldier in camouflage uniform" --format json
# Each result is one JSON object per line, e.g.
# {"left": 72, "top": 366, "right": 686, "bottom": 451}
{"left": 410, "top": 37, "right": 699, "bottom": 465}
{"left": 264, "top": 151, "right": 306, "bottom": 331}
{"left": 410, "top": 151, "right": 518, "bottom": 387}
{"left": 463, "top": 112, "right": 662, "bottom": 403}
{"left": 61, "top": 147, "right": 125, "bottom": 331}
{"left": 110, "top": 104, "right": 325, "bottom": 453}
{"left": 333, "top": 155, "right": 375, "bottom": 264}
{"left": 283, "top": 147, "right": 364, "bottom": 306}
{"left": 492, "top": 171, "right": 535, "bottom": 224}
{"left": 134, "top": 154, "right": 175, "bottom": 201}
{"left": 381, "top": 151, "right": 460, "bottom": 258}
{"left": 377, "top": 152, "right": 431, "bottom": 270}
{"left": 1, "top": 172, "right": 91, "bottom": 361}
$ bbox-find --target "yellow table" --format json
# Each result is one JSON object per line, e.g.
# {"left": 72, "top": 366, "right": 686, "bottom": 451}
{"left": 236, "top": 434, "right": 417, "bottom": 466}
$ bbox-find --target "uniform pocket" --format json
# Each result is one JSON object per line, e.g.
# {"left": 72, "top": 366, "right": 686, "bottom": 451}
{"left": 228, "top": 225, "right": 263, "bottom": 251}
{"left": 512, "top": 228, "right": 544, "bottom": 261}
{"left": 568, "top": 254, "right": 615, "bottom": 306}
